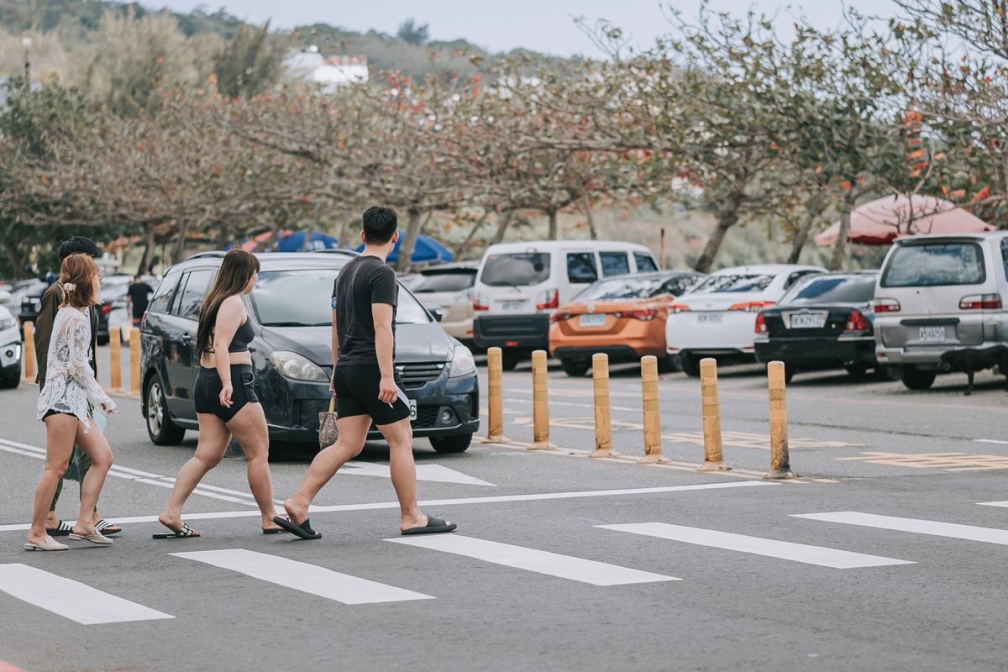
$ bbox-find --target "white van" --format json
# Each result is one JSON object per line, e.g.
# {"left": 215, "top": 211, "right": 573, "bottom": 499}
{"left": 472, "top": 240, "right": 660, "bottom": 368}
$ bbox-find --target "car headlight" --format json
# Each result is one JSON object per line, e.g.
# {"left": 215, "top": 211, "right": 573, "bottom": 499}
{"left": 448, "top": 344, "right": 476, "bottom": 378}
{"left": 0, "top": 316, "right": 15, "bottom": 331}
{"left": 270, "top": 351, "right": 329, "bottom": 382}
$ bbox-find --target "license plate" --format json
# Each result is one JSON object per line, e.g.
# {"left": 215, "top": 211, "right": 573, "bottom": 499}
{"left": 789, "top": 313, "right": 823, "bottom": 329}
{"left": 501, "top": 300, "right": 526, "bottom": 312}
{"left": 579, "top": 314, "right": 606, "bottom": 327}
{"left": 698, "top": 313, "right": 723, "bottom": 323}
{"left": 409, "top": 399, "right": 417, "bottom": 421}
{"left": 919, "top": 326, "right": 946, "bottom": 342}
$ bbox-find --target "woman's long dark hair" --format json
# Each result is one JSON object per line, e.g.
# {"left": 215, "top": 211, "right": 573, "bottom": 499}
{"left": 196, "top": 250, "right": 260, "bottom": 356}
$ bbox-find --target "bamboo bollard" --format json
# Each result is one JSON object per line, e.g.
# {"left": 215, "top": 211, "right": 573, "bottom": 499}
{"left": 764, "top": 361, "right": 796, "bottom": 479}
{"left": 129, "top": 327, "right": 141, "bottom": 396}
{"left": 528, "top": 349, "right": 552, "bottom": 450}
{"left": 638, "top": 355, "right": 669, "bottom": 464}
{"left": 590, "top": 353, "right": 613, "bottom": 458}
{"left": 698, "top": 357, "right": 731, "bottom": 471}
{"left": 481, "top": 346, "right": 505, "bottom": 443}
{"left": 108, "top": 327, "right": 123, "bottom": 392}
{"left": 22, "top": 321, "right": 36, "bottom": 382}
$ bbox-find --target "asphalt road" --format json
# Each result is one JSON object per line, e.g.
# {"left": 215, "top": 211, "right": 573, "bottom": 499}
{"left": 2, "top": 354, "right": 1008, "bottom": 672}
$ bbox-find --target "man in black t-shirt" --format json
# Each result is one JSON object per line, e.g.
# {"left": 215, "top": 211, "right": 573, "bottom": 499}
{"left": 273, "top": 206, "right": 456, "bottom": 540}
{"left": 126, "top": 274, "right": 154, "bottom": 326}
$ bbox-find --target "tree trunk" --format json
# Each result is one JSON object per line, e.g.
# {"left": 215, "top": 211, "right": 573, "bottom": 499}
{"left": 492, "top": 210, "right": 513, "bottom": 244}
{"left": 787, "top": 188, "right": 827, "bottom": 265}
{"left": 694, "top": 198, "right": 742, "bottom": 273}
{"left": 139, "top": 223, "right": 157, "bottom": 274}
{"left": 174, "top": 220, "right": 192, "bottom": 264}
{"left": 1, "top": 238, "right": 21, "bottom": 278}
{"left": 395, "top": 207, "right": 426, "bottom": 273}
{"left": 547, "top": 209, "right": 559, "bottom": 240}
{"left": 338, "top": 217, "right": 354, "bottom": 248}
{"left": 582, "top": 193, "right": 597, "bottom": 240}
{"left": 453, "top": 209, "right": 490, "bottom": 259}
{"left": 829, "top": 190, "right": 859, "bottom": 271}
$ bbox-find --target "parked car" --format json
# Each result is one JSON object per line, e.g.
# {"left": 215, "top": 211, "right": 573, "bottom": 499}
{"left": 140, "top": 252, "right": 479, "bottom": 453}
{"left": 407, "top": 262, "right": 479, "bottom": 347}
{"left": 753, "top": 271, "right": 890, "bottom": 381}
{"left": 548, "top": 270, "right": 705, "bottom": 376}
{"left": 13, "top": 279, "right": 49, "bottom": 325}
{"left": 874, "top": 232, "right": 1008, "bottom": 390}
{"left": 95, "top": 274, "right": 134, "bottom": 345}
{"left": 473, "top": 240, "right": 661, "bottom": 369}
{"left": 0, "top": 304, "right": 21, "bottom": 388}
{"left": 666, "top": 264, "right": 827, "bottom": 376}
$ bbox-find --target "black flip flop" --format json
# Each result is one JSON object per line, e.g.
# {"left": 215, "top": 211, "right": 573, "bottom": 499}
{"left": 401, "top": 516, "right": 457, "bottom": 536}
{"left": 153, "top": 522, "right": 201, "bottom": 539}
{"left": 272, "top": 516, "right": 321, "bottom": 540}
{"left": 46, "top": 521, "right": 74, "bottom": 537}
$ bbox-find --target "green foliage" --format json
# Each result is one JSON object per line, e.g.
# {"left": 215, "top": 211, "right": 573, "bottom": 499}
{"left": 396, "top": 19, "right": 429, "bottom": 47}
{"left": 213, "top": 22, "right": 286, "bottom": 99}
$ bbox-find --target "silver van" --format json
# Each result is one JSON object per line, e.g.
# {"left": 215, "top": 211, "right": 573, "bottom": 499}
{"left": 874, "top": 232, "right": 1008, "bottom": 390}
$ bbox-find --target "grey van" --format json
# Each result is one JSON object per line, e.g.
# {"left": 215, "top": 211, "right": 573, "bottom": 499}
{"left": 874, "top": 232, "right": 1008, "bottom": 390}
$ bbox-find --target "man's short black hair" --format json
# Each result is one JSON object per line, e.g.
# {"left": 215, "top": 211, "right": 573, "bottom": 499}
{"left": 362, "top": 206, "right": 398, "bottom": 245}
{"left": 58, "top": 236, "right": 100, "bottom": 261}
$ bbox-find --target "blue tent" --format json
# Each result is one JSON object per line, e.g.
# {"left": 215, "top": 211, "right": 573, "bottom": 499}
{"left": 357, "top": 234, "right": 453, "bottom": 264}
{"left": 276, "top": 231, "right": 344, "bottom": 252}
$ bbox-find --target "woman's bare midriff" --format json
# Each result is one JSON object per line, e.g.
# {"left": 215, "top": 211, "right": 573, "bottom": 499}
{"left": 201, "top": 352, "right": 252, "bottom": 368}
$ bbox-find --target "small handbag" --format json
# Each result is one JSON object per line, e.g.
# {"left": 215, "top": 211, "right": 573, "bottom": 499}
{"left": 318, "top": 396, "right": 338, "bottom": 449}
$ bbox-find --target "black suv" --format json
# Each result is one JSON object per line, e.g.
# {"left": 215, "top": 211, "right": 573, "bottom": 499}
{"left": 140, "top": 251, "right": 480, "bottom": 453}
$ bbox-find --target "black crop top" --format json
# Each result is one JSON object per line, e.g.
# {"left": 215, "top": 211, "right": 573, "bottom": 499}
{"left": 228, "top": 319, "right": 255, "bottom": 353}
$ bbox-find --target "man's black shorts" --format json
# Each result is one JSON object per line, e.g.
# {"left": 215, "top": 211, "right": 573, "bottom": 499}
{"left": 332, "top": 363, "right": 411, "bottom": 426}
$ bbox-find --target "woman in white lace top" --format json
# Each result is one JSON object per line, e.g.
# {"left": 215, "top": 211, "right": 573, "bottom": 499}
{"left": 26, "top": 254, "right": 117, "bottom": 551}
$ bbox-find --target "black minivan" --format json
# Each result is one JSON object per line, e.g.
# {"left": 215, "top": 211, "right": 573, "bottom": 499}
{"left": 140, "top": 251, "right": 480, "bottom": 453}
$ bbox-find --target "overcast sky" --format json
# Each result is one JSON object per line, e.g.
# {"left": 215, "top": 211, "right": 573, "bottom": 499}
{"left": 135, "top": 1, "right": 900, "bottom": 58}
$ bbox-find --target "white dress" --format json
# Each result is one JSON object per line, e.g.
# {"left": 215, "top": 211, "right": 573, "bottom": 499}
{"left": 36, "top": 307, "right": 116, "bottom": 428}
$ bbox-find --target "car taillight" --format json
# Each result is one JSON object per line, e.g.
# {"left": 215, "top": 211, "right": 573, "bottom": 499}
{"left": 550, "top": 312, "right": 572, "bottom": 323}
{"left": 473, "top": 293, "right": 489, "bottom": 312}
{"left": 754, "top": 313, "right": 767, "bottom": 334}
{"left": 614, "top": 309, "right": 657, "bottom": 321}
{"left": 959, "top": 293, "right": 1003, "bottom": 310}
{"left": 873, "top": 298, "right": 901, "bottom": 313}
{"left": 101, "top": 304, "right": 114, "bottom": 315}
{"left": 668, "top": 303, "right": 691, "bottom": 314}
{"left": 536, "top": 289, "right": 559, "bottom": 311}
{"left": 844, "top": 309, "right": 870, "bottom": 333}
{"left": 728, "top": 301, "right": 776, "bottom": 313}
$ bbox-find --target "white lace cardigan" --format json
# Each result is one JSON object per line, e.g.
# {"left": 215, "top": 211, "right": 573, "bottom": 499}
{"left": 36, "top": 307, "right": 115, "bottom": 428}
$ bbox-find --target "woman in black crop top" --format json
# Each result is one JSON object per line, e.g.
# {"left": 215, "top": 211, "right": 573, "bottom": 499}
{"left": 156, "top": 250, "right": 284, "bottom": 538}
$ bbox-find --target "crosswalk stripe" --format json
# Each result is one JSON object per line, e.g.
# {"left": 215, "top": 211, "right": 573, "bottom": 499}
{"left": 793, "top": 511, "right": 1008, "bottom": 545}
{"left": 598, "top": 523, "right": 914, "bottom": 569}
{"left": 386, "top": 534, "right": 678, "bottom": 585}
{"left": 0, "top": 564, "right": 174, "bottom": 625}
{"left": 172, "top": 549, "right": 434, "bottom": 605}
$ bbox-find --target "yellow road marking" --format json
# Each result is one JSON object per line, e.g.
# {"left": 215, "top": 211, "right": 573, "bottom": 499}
{"left": 836, "top": 451, "right": 1008, "bottom": 471}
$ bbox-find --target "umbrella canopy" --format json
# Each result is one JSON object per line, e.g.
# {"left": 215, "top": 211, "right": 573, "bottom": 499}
{"left": 815, "top": 194, "right": 994, "bottom": 246}
{"left": 275, "top": 230, "right": 343, "bottom": 252}
{"left": 356, "top": 233, "right": 454, "bottom": 264}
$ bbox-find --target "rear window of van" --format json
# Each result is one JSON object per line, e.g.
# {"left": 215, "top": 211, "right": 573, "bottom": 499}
{"left": 881, "top": 242, "right": 986, "bottom": 287}
{"left": 480, "top": 253, "right": 551, "bottom": 287}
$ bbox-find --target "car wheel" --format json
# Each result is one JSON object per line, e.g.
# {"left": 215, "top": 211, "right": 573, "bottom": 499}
{"left": 783, "top": 365, "right": 795, "bottom": 384}
{"left": 430, "top": 433, "right": 472, "bottom": 454}
{"left": 845, "top": 363, "right": 870, "bottom": 380}
{"left": 874, "top": 364, "right": 901, "bottom": 381}
{"left": 901, "top": 366, "right": 937, "bottom": 391}
{"left": 97, "top": 334, "right": 109, "bottom": 346}
{"left": 500, "top": 353, "right": 520, "bottom": 371}
{"left": 0, "top": 367, "right": 19, "bottom": 389}
{"left": 145, "top": 374, "right": 186, "bottom": 445}
{"left": 657, "top": 354, "right": 679, "bottom": 374}
{"left": 678, "top": 353, "right": 701, "bottom": 378}
{"left": 560, "top": 358, "right": 590, "bottom": 377}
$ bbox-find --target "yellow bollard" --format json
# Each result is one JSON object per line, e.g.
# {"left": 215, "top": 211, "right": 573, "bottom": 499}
{"left": 638, "top": 355, "right": 669, "bottom": 464}
{"left": 528, "top": 349, "right": 552, "bottom": 450}
{"left": 109, "top": 327, "right": 122, "bottom": 392}
{"left": 698, "top": 357, "right": 731, "bottom": 471}
{"left": 129, "top": 327, "right": 142, "bottom": 396}
{"left": 590, "top": 353, "right": 613, "bottom": 458}
{"left": 481, "top": 346, "right": 505, "bottom": 443}
{"left": 22, "top": 321, "right": 36, "bottom": 382}
{"left": 764, "top": 361, "right": 796, "bottom": 479}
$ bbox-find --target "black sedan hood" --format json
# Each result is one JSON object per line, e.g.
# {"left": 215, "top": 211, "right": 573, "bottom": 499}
{"left": 258, "top": 323, "right": 455, "bottom": 365}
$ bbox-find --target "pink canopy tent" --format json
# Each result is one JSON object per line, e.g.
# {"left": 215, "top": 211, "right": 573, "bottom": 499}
{"left": 815, "top": 194, "right": 994, "bottom": 246}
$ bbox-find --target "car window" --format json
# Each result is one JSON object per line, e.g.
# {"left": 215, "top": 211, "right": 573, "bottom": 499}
{"left": 660, "top": 274, "right": 702, "bottom": 297}
{"left": 1001, "top": 238, "right": 1008, "bottom": 281}
{"left": 172, "top": 269, "right": 216, "bottom": 320}
{"left": 634, "top": 253, "right": 659, "bottom": 273}
{"left": 784, "top": 270, "right": 819, "bottom": 289}
{"left": 781, "top": 275, "right": 877, "bottom": 305}
{"left": 574, "top": 277, "right": 653, "bottom": 301}
{"left": 249, "top": 269, "right": 430, "bottom": 327}
{"left": 411, "top": 272, "right": 475, "bottom": 293}
{"left": 599, "top": 251, "right": 631, "bottom": 277}
{"left": 566, "top": 253, "right": 599, "bottom": 284}
{"left": 690, "top": 274, "right": 774, "bottom": 294}
{"left": 148, "top": 270, "right": 182, "bottom": 315}
{"left": 480, "top": 253, "right": 551, "bottom": 287}
{"left": 881, "top": 243, "right": 986, "bottom": 287}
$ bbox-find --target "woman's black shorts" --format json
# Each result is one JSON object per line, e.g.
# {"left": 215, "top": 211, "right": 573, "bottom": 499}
{"left": 332, "top": 363, "right": 411, "bottom": 426}
{"left": 194, "top": 365, "right": 258, "bottom": 422}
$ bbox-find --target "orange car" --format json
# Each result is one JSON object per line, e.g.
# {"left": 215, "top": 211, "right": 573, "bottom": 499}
{"left": 549, "top": 271, "right": 704, "bottom": 376}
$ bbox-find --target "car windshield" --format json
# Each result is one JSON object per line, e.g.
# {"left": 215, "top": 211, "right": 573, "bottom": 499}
{"left": 250, "top": 269, "right": 431, "bottom": 326}
{"left": 690, "top": 274, "right": 774, "bottom": 294}
{"left": 480, "top": 253, "right": 551, "bottom": 287}
{"left": 411, "top": 271, "right": 475, "bottom": 293}
{"left": 881, "top": 242, "right": 986, "bottom": 287}
{"left": 781, "top": 275, "right": 877, "bottom": 305}
{"left": 573, "top": 276, "right": 668, "bottom": 301}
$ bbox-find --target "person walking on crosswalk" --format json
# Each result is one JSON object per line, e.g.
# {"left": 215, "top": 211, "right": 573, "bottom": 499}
{"left": 274, "top": 205, "right": 456, "bottom": 540}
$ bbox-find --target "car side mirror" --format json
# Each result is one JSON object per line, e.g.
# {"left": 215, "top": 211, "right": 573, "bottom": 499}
{"left": 426, "top": 305, "right": 444, "bottom": 322}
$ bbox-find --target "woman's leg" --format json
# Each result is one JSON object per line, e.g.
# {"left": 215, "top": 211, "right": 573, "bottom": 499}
{"left": 157, "top": 413, "right": 230, "bottom": 532}
{"left": 72, "top": 417, "right": 114, "bottom": 536}
{"left": 227, "top": 402, "right": 278, "bottom": 531}
{"left": 28, "top": 415, "right": 77, "bottom": 545}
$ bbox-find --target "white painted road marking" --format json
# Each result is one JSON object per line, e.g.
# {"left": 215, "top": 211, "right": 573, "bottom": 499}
{"left": 598, "top": 523, "right": 914, "bottom": 569}
{"left": 342, "top": 461, "right": 495, "bottom": 487}
{"left": 793, "top": 511, "right": 1008, "bottom": 545}
{"left": 172, "top": 549, "right": 433, "bottom": 605}
{"left": 387, "top": 534, "right": 678, "bottom": 586}
{"left": 0, "top": 564, "right": 174, "bottom": 625}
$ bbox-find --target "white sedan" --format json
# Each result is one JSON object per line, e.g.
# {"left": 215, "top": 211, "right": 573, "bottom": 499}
{"left": 0, "top": 302, "right": 22, "bottom": 389}
{"left": 665, "top": 264, "right": 826, "bottom": 376}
